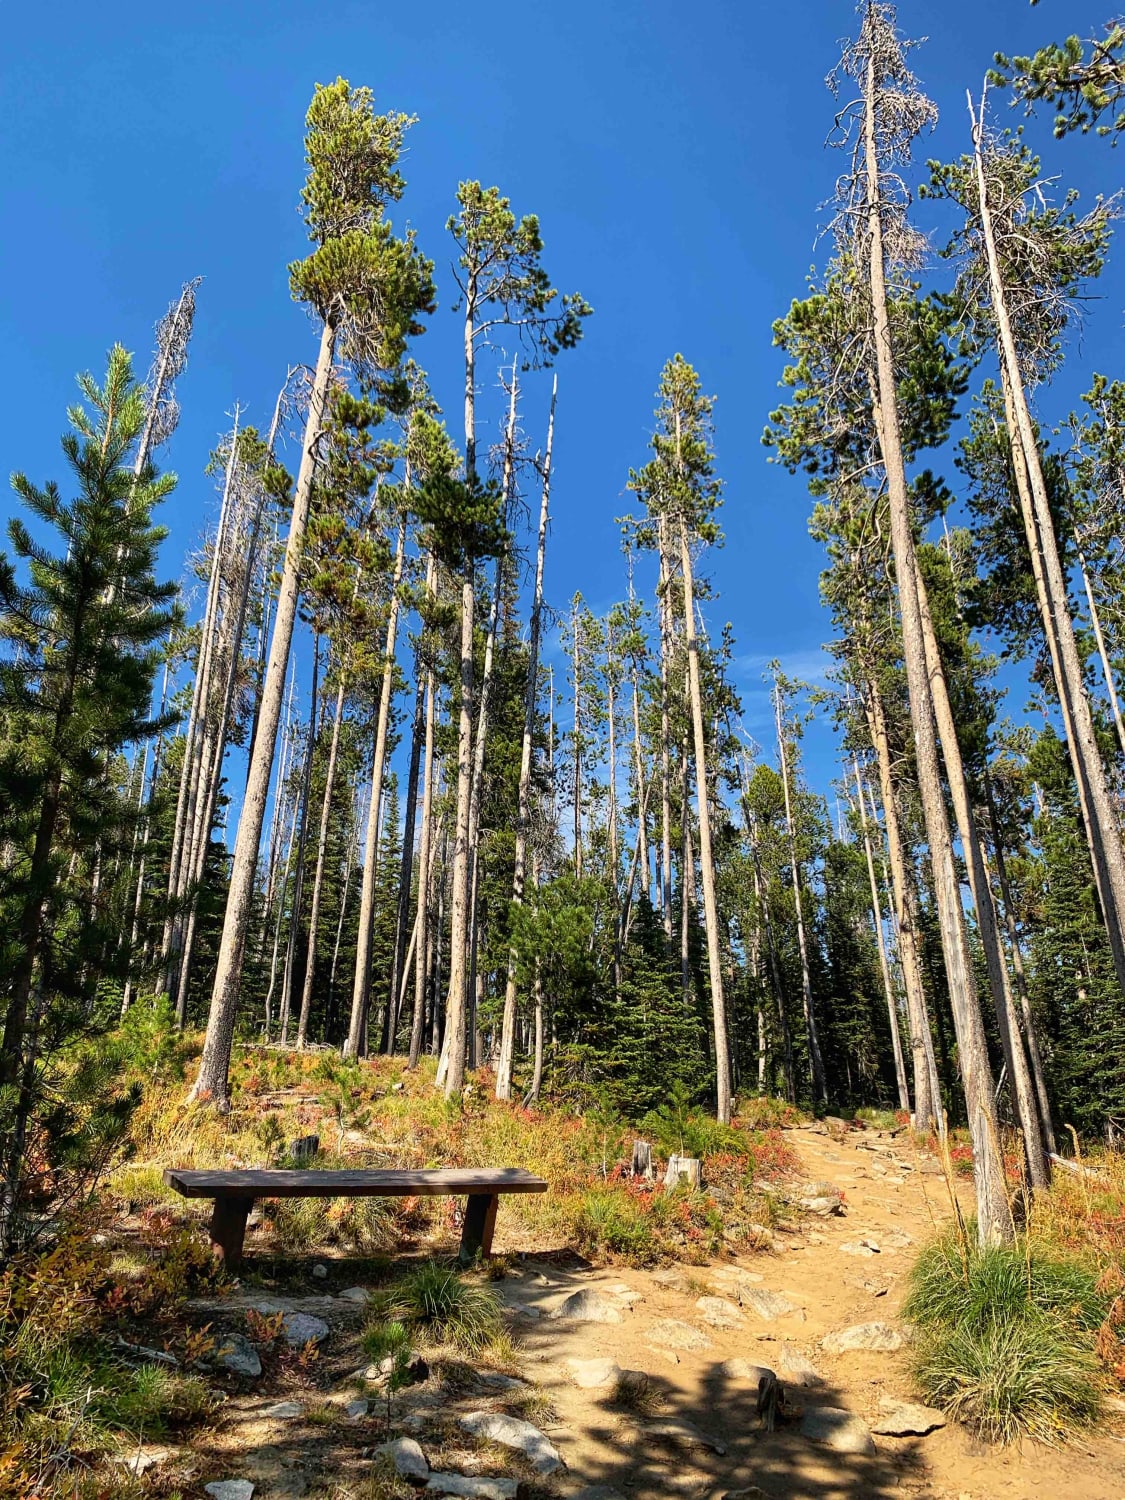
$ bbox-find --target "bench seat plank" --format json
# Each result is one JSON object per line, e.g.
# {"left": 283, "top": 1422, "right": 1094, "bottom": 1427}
{"left": 163, "top": 1166, "right": 547, "bottom": 1200}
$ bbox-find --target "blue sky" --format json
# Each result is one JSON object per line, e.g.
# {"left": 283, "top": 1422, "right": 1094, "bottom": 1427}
{"left": 2, "top": 0, "right": 1120, "bottom": 805}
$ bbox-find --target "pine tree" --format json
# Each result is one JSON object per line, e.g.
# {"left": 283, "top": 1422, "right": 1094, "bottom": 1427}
{"left": 0, "top": 346, "right": 176, "bottom": 1255}
{"left": 992, "top": 20, "right": 1125, "bottom": 141}
{"left": 192, "top": 80, "right": 433, "bottom": 1106}
{"left": 627, "top": 356, "right": 733, "bottom": 1121}
{"left": 767, "top": 5, "right": 1009, "bottom": 1240}
{"left": 437, "top": 181, "right": 590, "bottom": 1098}
{"left": 928, "top": 114, "right": 1125, "bottom": 996}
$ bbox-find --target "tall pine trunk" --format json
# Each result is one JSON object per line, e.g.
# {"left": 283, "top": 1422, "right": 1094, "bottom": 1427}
{"left": 385, "top": 672, "right": 424, "bottom": 1052}
{"left": 657, "top": 518, "right": 674, "bottom": 939}
{"left": 497, "top": 380, "right": 556, "bottom": 1099}
{"left": 775, "top": 681, "right": 827, "bottom": 1105}
{"left": 191, "top": 323, "right": 335, "bottom": 1106}
{"left": 296, "top": 668, "right": 347, "bottom": 1047}
{"left": 279, "top": 640, "right": 320, "bottom": 1043}
{"left": 972, "top": 107, "right": 1125, "bottom": 996}
{"left": 862, "top": 678, "right": 941, "bottom": 1130}
{"left": 163, "top": 412, "right": 241, "bottom": 1000}
{"left": 853, "top": 755, "right": 909, "bottom": 1111}
{"left": 983, "top": 775, "right": 1057, "bottom": 1154}
{"left": 864, "top": 63, "right": 1008, "bottom": 1240}
{"left": 345, "top": 513, "right": 408, "bottom": 1057}
{"left": 441, "top": 565, "right": 475, "bottom": 1096}
{"left": 912, "top": 551, "right": 1048, "bottom": 1188}
{"left": 1076, "top": 543, "right": 1125, "bottom": 759}
{"left": 681, "top": 517, "right": 732, "bottom": 1122}
{"left": 408, "top": 663, "right": 438, "bottom": 1069}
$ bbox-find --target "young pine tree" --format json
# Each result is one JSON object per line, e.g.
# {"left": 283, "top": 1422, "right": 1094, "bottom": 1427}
{"left": 0, "top": 346, "right": 177, "bottom": 1256}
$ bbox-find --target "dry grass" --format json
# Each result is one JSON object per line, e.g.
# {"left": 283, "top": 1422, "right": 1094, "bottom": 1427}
{"left": 115, "top": 1045, "right": 797, "bottom": 1266}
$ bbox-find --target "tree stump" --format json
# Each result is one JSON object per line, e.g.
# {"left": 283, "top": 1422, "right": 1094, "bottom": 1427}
{"left": 664, "top": 1154, "right": 703, "bottom": 1190}
{"left": 631, "top": 1139, "right": 654, "bottom": 1181}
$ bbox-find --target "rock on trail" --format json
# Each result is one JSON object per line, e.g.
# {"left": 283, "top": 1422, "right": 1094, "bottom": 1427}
{"left": 551, "top": 1288, "right": 624, "bottom": 1324}
{"left": 695, "top": 1295, "right": 744, "bottom": 1328}
{"left": 377, "top": 1436, "right": 430, "bottom": 1480}
{"left": 459, "top": 1411, "right": 563, "bottom": 1474}
{"left": 800, "top": 1405, "right": 876, "bottom": 1454}
{"left": 645, "top": 1317, "right": 713, "bottom": 1352}
{"left": 426, "top": 1477, "right": 518, "bottom": 1499}
{"left": 739, "top": 1286, "right": 798, "bottom": 1320}
{"left": 872, "top": 1397, "right": 947, "bottom": 1435}
{"left": 820, "top": 1320, "right": 906, "bottom": 1353}
{"left": 566, "top": 1356, "right": 622, "bottom": 1388}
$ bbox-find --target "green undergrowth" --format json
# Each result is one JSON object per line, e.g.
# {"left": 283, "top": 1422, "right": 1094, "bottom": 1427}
{"left": 116, "top": 1044, "right": 803, "bottom": 1265}
{"left": 366, "top": 1260, "right": 505, "bottom": 1355}
{"left": 853, "top": 1106, "right": 909, "bottom": 1132}
{"left": 905, "top": 1226, "right": 1113, "bottom": 1442}
{"left": 0, "top": 1219, "right": 220, "bottom": 1496}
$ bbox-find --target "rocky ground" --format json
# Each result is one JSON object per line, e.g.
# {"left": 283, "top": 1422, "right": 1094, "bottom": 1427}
{"left": 133, "top": 1124, "right": 1125, "bottom": 1500}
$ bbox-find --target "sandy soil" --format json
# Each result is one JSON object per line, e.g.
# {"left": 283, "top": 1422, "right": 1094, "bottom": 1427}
{"left": 185, "top": 1123, "right": 1125, "bottom": 1499}
{"left": 491, "top": 1123, "right": 1125, "bottom": 1499}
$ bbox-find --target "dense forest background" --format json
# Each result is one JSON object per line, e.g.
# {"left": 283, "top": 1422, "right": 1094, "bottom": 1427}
{"left": 3, "top": 0, "right": 1125, "bottom": 1266}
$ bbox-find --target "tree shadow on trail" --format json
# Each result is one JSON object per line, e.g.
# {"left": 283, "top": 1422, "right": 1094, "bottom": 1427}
{"left": 504, "top": 1262, "right": 930, "bottom": 1500}
{"left": 553, "top": 1361, "right": 926, "bottom": 1499}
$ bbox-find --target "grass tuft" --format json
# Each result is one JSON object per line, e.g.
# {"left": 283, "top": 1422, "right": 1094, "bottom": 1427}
{"left": 905, "top": 1230, "right": 1109, "bottom": 1336}
{"left": 914, "top": 1313, "right": 1103, "bottom": 1443}
{"left": 369, "top": 1261, "right": 504, "bottom": 1353}
{"left": 610, "top": 1369, "right": 666, "bottom": 1416}
{"left": 905, "top": 1227, "right": 1109, "bottom": 1442}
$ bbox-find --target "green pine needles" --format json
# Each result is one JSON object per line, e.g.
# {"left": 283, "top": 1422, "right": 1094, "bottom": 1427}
{"left": 288, "top": 78, "right": 435, "bottom": 367}
{"left": 0, "top": 345, "right": 177, "bottom": 1256}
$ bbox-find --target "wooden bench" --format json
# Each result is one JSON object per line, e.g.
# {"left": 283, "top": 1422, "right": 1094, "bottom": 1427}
{"left": 163, "top": 1166, "right": 548, "bottom": 1269}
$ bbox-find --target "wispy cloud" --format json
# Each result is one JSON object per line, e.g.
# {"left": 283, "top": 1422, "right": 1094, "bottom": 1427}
{"left": 733, "top": 645, "right": 833, "bottom": 720}
{"left": 732, "top": 647, "right": 834, "bottom": 686}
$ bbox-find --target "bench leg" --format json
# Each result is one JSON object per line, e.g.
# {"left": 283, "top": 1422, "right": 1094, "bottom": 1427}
{"left": 210, "top": 1196, "right": 253, "bottom": 1269}
{"left": 459, "top": 1192, "right": 499, "bottom": 1264}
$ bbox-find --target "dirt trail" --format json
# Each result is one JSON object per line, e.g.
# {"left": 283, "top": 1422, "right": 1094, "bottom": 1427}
{"left": 492, "top": 1124, "right": 1125, "bottom": 1499}
{"left": 188, "top": 1125, "right": 1124, "bottom": 1499}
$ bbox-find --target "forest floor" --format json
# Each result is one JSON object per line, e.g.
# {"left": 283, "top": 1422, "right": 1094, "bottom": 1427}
{"left": 116, "top": 1109, "right": 1125, "bottom": 1500}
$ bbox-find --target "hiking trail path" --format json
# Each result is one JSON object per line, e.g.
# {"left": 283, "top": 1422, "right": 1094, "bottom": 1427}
{"left": 185, "top": 1122, "right": 1125, "bottom": 1500}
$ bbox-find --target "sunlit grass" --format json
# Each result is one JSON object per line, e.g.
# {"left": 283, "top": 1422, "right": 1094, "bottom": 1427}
{"left": 905, "top": 1226, "right": 1111, "bottom": 1441}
